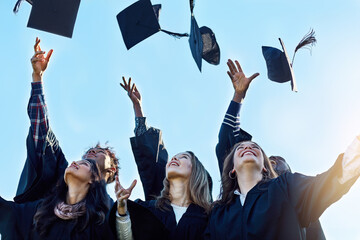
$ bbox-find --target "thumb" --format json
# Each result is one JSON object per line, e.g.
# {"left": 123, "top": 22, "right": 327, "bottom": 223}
{"left": 248, "top": 73, "right": 260, "bottom": 82}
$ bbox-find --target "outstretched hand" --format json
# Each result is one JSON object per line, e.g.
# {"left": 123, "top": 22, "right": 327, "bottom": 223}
{"left": 120, "top": 77, "right": 144, "bottom": 117}
{"left": 115, "top": 176, "right": 137, "bottom": 215}
{"left": 31, "top": 37, "right": 53, "bottom": 82}
{"left": 227, "top": 59, "right": 259, "bottom": 103}
{"left": 120, "top": 77, "right": 141, "bottom": 105}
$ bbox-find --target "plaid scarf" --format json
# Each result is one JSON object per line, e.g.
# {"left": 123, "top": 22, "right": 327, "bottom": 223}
{"left": 54, "top": 201, "right": 86, "bottom": 220}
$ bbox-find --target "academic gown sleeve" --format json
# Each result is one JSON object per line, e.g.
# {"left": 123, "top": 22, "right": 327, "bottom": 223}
{"left": 14, "top": 127, "right": 68, "bottom": 203}
{"left": 130, "top": 127, "right": 168, "bottom": 200}
{"left": 282, "top": 153, "right": 359, "bottom": 228}
{"left": 215, "top": 101, "right": 252, "bottom": 175}
{"left": 0, "top": 196, "right": 39, "bottom": 239}
{"left": 108, "top": 200, "right": 169, "bottom": 240}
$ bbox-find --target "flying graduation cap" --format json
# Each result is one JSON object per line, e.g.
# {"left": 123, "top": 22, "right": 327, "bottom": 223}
{"left": 188, "top": 0, "right": 220, "bottom": 71}
{"left": 262, "top": 29, "right": 317, "bottom": 92}
{"left": 117, "top": 0, "right": 188, "bottom": 50}
{"left": 13, "top": 0, "right": 80, "bottom": 38}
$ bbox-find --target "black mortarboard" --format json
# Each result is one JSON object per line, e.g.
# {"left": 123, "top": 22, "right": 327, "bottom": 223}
{"left": 23, "top": 0, "right": 80, "bottom": 38}
{"left": 189, "top": 16, "right": 203, "bottom": 71}
{"left": 117, "top": 0, "right": 188, "bottom": 50}
{"left": 188, "top": 0, "right": 220, "bottom": 71}
{"left": 262, "top": 29, "right": 316, "bottom": 92}
{"left": 117, "top": 0, "right": 160, "bottom": 50}
{"left": 262, "top": 38, "right": 297, "bottom": 91}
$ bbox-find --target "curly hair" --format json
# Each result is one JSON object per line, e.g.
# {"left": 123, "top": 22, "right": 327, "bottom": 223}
{"left": 86, "top": 143, "right": 119, "bottom": 184}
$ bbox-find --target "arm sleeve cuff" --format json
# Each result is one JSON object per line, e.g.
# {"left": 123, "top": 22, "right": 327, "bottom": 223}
{"left": 116, "top": 211, "right": 134, "bottom": 240}
{"left": 31, "top": 82, "right": 44, "bottom": 95}
{"left": 339, "top": 135, "right": 360, "bottom": 184}
{"left": 134, "top": 117, "right": 149, "bottom": 136}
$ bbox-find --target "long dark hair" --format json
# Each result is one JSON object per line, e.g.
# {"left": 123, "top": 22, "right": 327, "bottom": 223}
{"left": 33, "top": 159, "right": 110, "bottom": 236}
{"left": 156, "top": 151, "right": 212, "bottom": 213}
{"left": 218, "top": 141, "right": 277, "bottom": 205}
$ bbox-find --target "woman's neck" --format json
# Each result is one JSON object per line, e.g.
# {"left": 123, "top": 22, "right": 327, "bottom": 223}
{"left": 66, "top": 181, "right": 89, "bottom": 205}
{"left": 236, "top": 168, "right": 262, "bottom": 196}
{"left": 169, "top": 179, "right": 191, "bottom": 207}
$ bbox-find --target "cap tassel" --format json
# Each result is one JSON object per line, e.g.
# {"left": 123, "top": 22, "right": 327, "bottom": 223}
{"left": 13, "top": 0, "right": 32, "bottom": 13}
{"left": 291, "top": 28, "right": 317, "bottom": 66}
{"left": 190, "top": 0, "right": 195, "bottom": 14}
{"left": 160, "top": 29, "right": 189, "bottom": 38}
{"left": 13, "top": 0, "right": 24, "bottom": 13}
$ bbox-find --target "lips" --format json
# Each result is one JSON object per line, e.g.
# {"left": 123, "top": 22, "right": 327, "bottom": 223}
{"left": 169, "top": 160, "right": 180, "bottom": 167}
{"left": 241, "top": 150, "right": 256, "bottom": 157}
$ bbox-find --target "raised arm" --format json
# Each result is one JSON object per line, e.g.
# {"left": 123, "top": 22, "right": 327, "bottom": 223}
{"left": 285, "top": 136, "right": 360, "bottom": 227}
{"left": 14, "top": 38, "right": 67, "bottom": 203}
{"left": 215, "top": 60, "right": 258, "bottom": 174}
{"left": 28, "top": 37, "right": 53, "bottom": 156}
{"left": 120, "top": 77, "right": 168, "bottom": 200}
{"left": 115, "top": 176, "right": 137, "bottom": 240}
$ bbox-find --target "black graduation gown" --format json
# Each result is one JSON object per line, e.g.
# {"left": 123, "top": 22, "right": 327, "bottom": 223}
{"left": 0, "top": 197, "right": 116, "bottom": 240}
{"left": 112, "top": 199, "right": 208, "bottom": 240}
{"left": 204, "top": 157, "right": 358, "bottom": 240}
{"left": 14, "top": 127, "right": 68, "bottom": 203}
{"left": 130, "top": 127, "right": 168, "bottom": 200}
{"left": 216, "top": 109, "right": 326, "bottom": 240}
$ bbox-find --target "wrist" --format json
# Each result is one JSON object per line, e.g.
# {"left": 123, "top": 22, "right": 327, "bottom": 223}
{"left": 233, "top": 92, "right": 245, "bottom": 103}
{"left": 32, "top": 72, "right": 43, "bottom": 82}
{"left": 117, "top": 206, "right": 127, "bottom": 216}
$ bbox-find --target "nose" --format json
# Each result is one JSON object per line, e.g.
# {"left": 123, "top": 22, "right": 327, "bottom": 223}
{"left": 171, "top": 156, "right": 178, "bottom": 161}
{"left": 89, "top": 149, "right": 96, "bottom": 154}
{"left": 244, "top": 145, "right": 252, "bottom": 150}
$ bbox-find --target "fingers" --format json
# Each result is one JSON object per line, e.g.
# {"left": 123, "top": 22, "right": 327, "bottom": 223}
{"left": 114, "top": 176, "right": 123, "bottom": 192}
{"left": 227, "top": 59, "right": 237, "bottom": 75}
{"left": 45, "top": 49, "right": 53, "bottom": 62}
{"left": 127, "top": 179, "right": 137, "bottom": 192}
{"left": 120, "top": 77, "right": 127, "bottom": 90}
{"left": 227, "top": 71, "right": 233, "bottom": 80}
{"left": 248, "top": 73, "right": 260, "bottom": 82}
{"left": 31, "top": 57, "right": 45, "bottom": 64}
{"left": 130, "top": 83, "right": 135, "bottom": 95}
{"left": 128, "top": 78, "right": 132, "bottom": 92}
{"left": 34, "top": 37, "right": 40, "bottom": 52}
{"left": 235, "top": 60, "right": 243, "bottom": 73}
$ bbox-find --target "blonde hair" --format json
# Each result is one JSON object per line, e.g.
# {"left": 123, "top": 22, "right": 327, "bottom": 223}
{"left": 156, "top": 151, "right": 211, "bottom": 212}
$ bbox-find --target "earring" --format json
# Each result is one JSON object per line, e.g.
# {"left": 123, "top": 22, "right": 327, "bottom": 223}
{"left": 229, "top": 169, "right": 236, "bottom": 179}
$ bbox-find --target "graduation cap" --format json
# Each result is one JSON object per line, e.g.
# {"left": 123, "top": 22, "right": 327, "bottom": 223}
{"left": 188, "top": 0, "right": 220, "bottom": 71}
{"left": 117, "top": 0, "right": 188, "bottom": 50}
{"left": 13, "top": 0, "right": 80, "bottom": 38}
{"left": 262, "top": 29, "right": 317, "bottom": 92}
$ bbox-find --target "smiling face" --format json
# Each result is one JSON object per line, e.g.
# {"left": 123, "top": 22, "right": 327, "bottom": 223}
{"left": 233, "top": 141, "right": 264, "bottom": 172}
{"left": 166, "top": 152, "right": 193, "bottom": 180}
{"left": 64, "top": 160, "right": 93, "bottom": 185}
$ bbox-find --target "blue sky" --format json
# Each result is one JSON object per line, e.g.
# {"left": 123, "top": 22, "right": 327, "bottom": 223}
{"left": 1, "top": 0, "right": 360, "bottom": 239}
